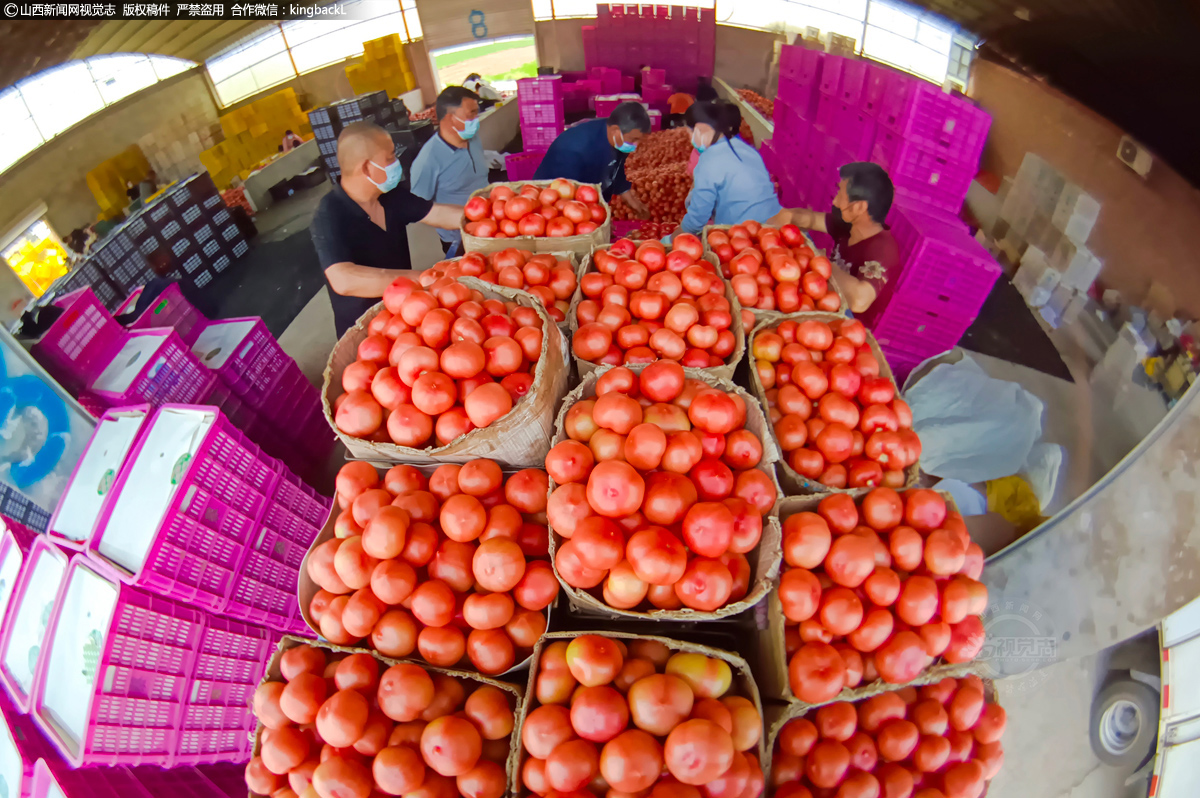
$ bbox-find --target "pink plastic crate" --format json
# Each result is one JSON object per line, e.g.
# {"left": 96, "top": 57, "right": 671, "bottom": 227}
{"left": 888, "top": 204, "right": 1001, "bottom": 317}
{"left": 506, "top": 151, "right": 545, "bottom": 182}
{"left": 871, "top": 128, "right": 975, "bottom": 209}
{"left": 776, "top": 78, "right": 816, "bottom": 120}
{"left": 814, "top": 92, "right": 838, "bottom": 133}
{"left": 642, "top": 67, "right": 666, "bottom": 84}
{"left": 834, "top": 101, "right": 876, "bottom": 161}
{"left": 519, "top": 100, "right": 564, "bottom": 126}
{"left": 649, "top": 110, "right": 661, "bottom": 131}
{"left": 611, "top": 220, "right": 644, "bottom": 240}
{"left": 839, "top": 58, "right": 868, "bottom": 106}
{"left": 0, "top": 685, "right": 58, "bottom": 797}
{"left": 130, "top": 762, "right": 250, "bottom": 798}
{"left": 126, "top": 284, "right": 206, "bottom": 346}
{"left": 870, "top": 296, "right": 976, "bottom": 357}
{"left": 88, "top": 405, "right": 328, "bottom": 632}
{"left": 861, "top": 63, "right": 894, "bottom": 117}
{"left": 261, "top": 366, "right": 333, "bottom": 464}
{"left": 31, "top": 758, "right": 147, "bottom": 798}
{"left": 523, "top": 123, "right": 562, "bottom": 153}
{"left": 875, "top": 72, "right": 917, "bottom": 130}
{"left": 883, "top": 81, "right": 991, "bottom": 165}
{"left": 190, "top": 318, "right": 293, "bottom": 406}
{"left": 516, "top": 77, "right": 562, "bottom": 104}
{"left": 200, "top": 379, "right": 258, "bottom": 433}
{"left": 88, "top": 329, "right": 214, "bottom": 408}
{"left": 818, "top": 52, "right": 843, "bottom": 96}
{"left": 47, "top": 406, "right": 152, "bottom": 552}
{"left": 778, "top": 43, "right": 803, "bottom": 81}
{"left": 32, "top": 288, "right": 126, "bottom": 393}
{"left": 30, "top": 557, "right": 279, "bottom": 768}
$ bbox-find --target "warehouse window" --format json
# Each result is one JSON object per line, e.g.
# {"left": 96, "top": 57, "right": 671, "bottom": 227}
{"left": 207, "top": 0, "right": 422, "bottom": 106}
{"left": 432, "top": 35, "right": 538, "bottom": 91}
{"left": 0, "top": 54, "right": 197, "bottom": 177}
{"left": 534, "top": 1, "right": 716, "bottom": 21}
{"left": 862, "top": 0, "right": 955, "bottom": 83}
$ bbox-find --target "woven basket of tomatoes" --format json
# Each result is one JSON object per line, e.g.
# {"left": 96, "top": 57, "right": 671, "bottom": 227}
{"left": 300, "top": 459, "right": 557, "bottom": 675}
{"left": 461, "top": 180, "right": 612, "bottom": 257}
{"left": 756, "top": 489, "right": 987, "bottom": 707}
{"left": 247, "top": 636, "right": 522, "bottom": 798}
{"left": 765, "top": 675, "right": 1005, "bottom": 798}
{"left": 545, "top": 362, "right": 783, "bottom": 620}
{"left": 322, "top": 277, "right": 569, "bottom": 467}
{"left": 514, "top": 632, "right": 765, "bottom": 798}
{"left": 748, "top": 313, "right": 921, "bottom": 494}
{"left": 415, "top": 250, "right": 583, "bottom": 328}
{"left": 703, "top": 223, "right": 847, "bottom": 318}
{"left": 568, "top": 236, "right": 748, "bottom": 381}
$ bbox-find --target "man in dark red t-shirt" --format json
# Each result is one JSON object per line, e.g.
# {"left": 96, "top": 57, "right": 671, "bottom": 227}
{"left": 774, "top": 162, "right": 900, "bottom": 317}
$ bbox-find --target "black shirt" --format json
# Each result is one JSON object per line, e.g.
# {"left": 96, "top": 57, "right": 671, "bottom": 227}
{"left": 311, "top": 182, "right": 433, "bottom": 336}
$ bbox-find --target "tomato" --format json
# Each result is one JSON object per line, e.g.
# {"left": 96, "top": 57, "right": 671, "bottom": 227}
{"left": 837, "top": 771, "right": 882, "bottom": 798}
{"left": 674, "top": 557, "right": 734, "bottom": 611}
{"left": 876, "top": 718, "right": 920, "bottom": 762}
{"left": 889, "top": 526, "right": 924, "bottom": 571}
{"left": 974, "top": 702, "right": 1007, "bottom": 744}
{"left": 689, "top": 459, "right": 735, "bottom": 501}
{"left": 864, "top": 567, "right": 901, "bottom": 606}
{"left": 859, "top": 488, "right": 902, "bottom": 531}
{"left": 805, "top": 739, "right": 850, "bottom": 789}
{"left": 626, "top": 526, "right": 688, "bottom": 585}
{"left": 896, "top": 576, "right": 939, "bottom": 626}
{"left": 904, "top": 489, "right": 946, "bottom": 531}
{"left": 627, "top": 673, "right": 694, "bottom": 735}
{"left": 792, "top": 361, "right": 829, "bottom": 400}
{"left": 875, "top": 631, "right": 928, "bottom": 684}
{"left": 778, "top": 568, "right": 821, "bottom": 622}
{"left": 815, "top": 701, "right": 858, "bottom": 741}
{"left": 857, "top": 691, "right": 907, "bottom": 732}
{"left": 788, "top": 642, "right": 846, "bottom": 704}
{"left": 732, "top": 468, "right": 777, "bottom": 515}
{"left": 782, "top": 512, "right": 832, "bottom": 568}
{"left": 572, "top": 516, "right": 625, "bottom": 569}
{"left": 587, "top": 461, "right": 646, "bottom": 518}
{"left": 819, "top": 587, "right": 864, "bottom": 636}
{"left": 664, "top": 719, "right": 735, "bottom": 785}
{"left": 943, "top": 616, "right": 986, "bottom": 663}
{"left": 847, "top": 608, "right": 894, "bottom": 653}
{"left": 312, "top": 757, "right": 372, "bottom": 798}
{"left": 912, "top": 734, "right": 951, "bottom": 773}
{"left": 600, "top": 729, "right": 665, "bottom": 793}
{"left": 824, "top": 534, "right": 875, "bottom": 588}
{"left": 818, "top": 493, "right": 859, "bottom": 534}
{"left": 681, "top": 501, "right": 735, "bottom": 557}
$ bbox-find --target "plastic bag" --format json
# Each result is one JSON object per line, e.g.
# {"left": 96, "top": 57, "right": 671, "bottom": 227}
{"left": 986, "top": 475, "right": 1044, "bottom": 532}
{"left": 1020, "top": 442, "right": 1064, "bottom": 512}
{"left": 904, "top": 355, "right": 1045, "bottom": 483}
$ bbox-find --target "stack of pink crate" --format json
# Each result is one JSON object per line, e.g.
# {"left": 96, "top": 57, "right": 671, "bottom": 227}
{"left": 866, "top": 203, "right": 1002, "bottom": 379}
{"left": 517, "top": 76, "right": 564, "bottom": 153}
{"left": 581, "top": 5, "right": 714, "bottom": 91}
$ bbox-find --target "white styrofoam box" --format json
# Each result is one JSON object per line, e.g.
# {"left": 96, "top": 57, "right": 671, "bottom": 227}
{"left": 1046, "top": 283, "right": 1074, "bottom": 316}
{"left": 1038, "top": 304, "right": 1062, "bottom": 329}
{"left": 1015, "top": 257, "right": 1060, "bottom": 308}
{"left": 1051, "top": 238, "right": 1103, "bottom": 291}
{"left": 1053, "top": 183, "right": 1101, "bottom": 243}
{"left": 1062, "top": 289, "right": 1088, "bottom": 325}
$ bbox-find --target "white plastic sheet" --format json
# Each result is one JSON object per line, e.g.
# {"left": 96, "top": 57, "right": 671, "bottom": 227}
{"left": 904, "top": 355, "right": 1045, "bottom": 484}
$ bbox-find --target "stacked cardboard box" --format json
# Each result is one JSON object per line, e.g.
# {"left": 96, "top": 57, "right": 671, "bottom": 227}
{"left": 86, "top": 145, "right": 153, "bottom": 220}
{"left": 346, "top": 34, "right": 417, "bottom": 99}
{"left": 136, "top": 104, "right": 221, "bottom": 185}
{"left": 199, "top": 88, "right": 312, "bottom": 189}
{"left": 1001, "top": 153, "right": 1103, "bottom": 327}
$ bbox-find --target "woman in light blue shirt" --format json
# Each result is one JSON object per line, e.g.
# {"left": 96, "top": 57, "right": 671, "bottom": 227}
{"left": 675, "top": 101, "right": 783, "bottom": 236}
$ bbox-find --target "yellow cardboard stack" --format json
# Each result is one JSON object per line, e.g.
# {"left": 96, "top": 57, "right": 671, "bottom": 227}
{"left": 345, "top": 33, "right": 416, "bottom": 99}
{"left": 86, "top": 145, "right": 153, "bottom": 219}
{"left": 199, "top": 87, "right": 313, "bottom": 188}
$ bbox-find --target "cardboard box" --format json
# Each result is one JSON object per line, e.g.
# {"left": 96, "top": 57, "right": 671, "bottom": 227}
{"left": 1052, "top": 183, "right": 1101, "bottom": 243}
{"left": 1051, "top": 237, "right": 1103, "bottom": 292}
{"left": 460, "top": 181, "right": 611, "bottom": 258}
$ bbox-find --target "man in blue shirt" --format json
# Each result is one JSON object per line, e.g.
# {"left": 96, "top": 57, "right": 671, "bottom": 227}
{"left": 410, "top": 87, "right": 488, "bottom": 257}
{"left": 534, "top": 102, "right": 650, "bottom": 216}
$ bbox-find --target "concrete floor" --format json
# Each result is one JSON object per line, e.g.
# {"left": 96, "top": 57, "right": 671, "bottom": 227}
{"left": 259, "top": 186, "right": 1165, "bottom": 798}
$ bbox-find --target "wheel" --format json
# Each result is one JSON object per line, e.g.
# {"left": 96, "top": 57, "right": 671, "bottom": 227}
{"left": 1089, "top": 678, "right": 1159, "bottom": 768}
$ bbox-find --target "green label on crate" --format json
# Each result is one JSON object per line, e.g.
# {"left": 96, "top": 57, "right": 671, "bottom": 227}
{"left": 170, "top": 453, "right": 191, "bottom": 485}
{"left": 153, "top": 299, "right": 169, "bottom": 315}
{"left": 97, "top": 468, "right": 115, "bottom": 495}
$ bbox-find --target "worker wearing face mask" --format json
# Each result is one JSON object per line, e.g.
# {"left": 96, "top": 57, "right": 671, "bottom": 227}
{"left": 311, "top": 122, "right": 465, "bottom": 337}
{"left": 534, "top": 102, "right": 651, "bottom": 217}
{"left": 669, "top": 100, "right": 782, "bottom": 238}
{"left": 775, "top": 161, "right": 900, "bottom": 316}
{"left": 411, "top": 87, "right": 488, "bottom": 258}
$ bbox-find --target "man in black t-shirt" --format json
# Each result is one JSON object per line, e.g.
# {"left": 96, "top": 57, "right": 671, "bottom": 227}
{"left": 311, "top": 122, "right": 464, "bottom": 336}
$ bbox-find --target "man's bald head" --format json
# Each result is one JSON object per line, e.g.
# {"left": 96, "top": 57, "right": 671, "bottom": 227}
{"left": 337, "top": 121, "right": 395, "bottom": 173}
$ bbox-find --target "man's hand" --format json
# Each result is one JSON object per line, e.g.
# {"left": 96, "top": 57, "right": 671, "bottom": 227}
{"left": 422, "top": 203, "right": 466, "bottom": 230}
{"left": 769, "top": 208, "right": 826, "bottom": 232}
{"left": 621, "top": 189, "right": 650, "bottom": 220}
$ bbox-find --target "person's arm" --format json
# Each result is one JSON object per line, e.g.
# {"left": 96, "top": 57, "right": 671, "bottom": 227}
{"left": 421, "top": 203, "right": 466, "bottom": 230}
{"left": 325, "top": 263, "right": 419, "bottom": 297}
{"left": 829, "top": 266, "right": 877, "bottom": 314}
{"left": 769, "top": 207, "right": 827, "bottom": 232}
{"left": 679, "top": 159, "right": 719, "bottom": 235}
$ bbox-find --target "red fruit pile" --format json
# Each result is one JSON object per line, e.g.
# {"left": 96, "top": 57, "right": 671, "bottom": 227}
{"left": 415, "top": 250, "right": 578, "bottom": 323}
{"left": 770, "top": 675, "right": 1006, "bottom": 798}
{"left": 548, "top": 363, "right": 777, "bottom": 613}
{"left": 615, "top": 128, "right": 694, "bottom": 224}
{"left": 334, "top": 275, "right": 546, "bottom": 447}
{"left": 736, "top": 89, "right": 774, "bottom": 120}
{"left": 708, "top": 224, "right": 842, "bottom": 314}
{"left": 307, "top": 459, "right": 558, "bottom": 674}
{"left": 779, "top": 490, "right": 986, "bottom": 704}
{"left": 573, "top": 237, "right": 738, "bottom": 370}
{"left": 755, "top": 317, "right": 921, "bottom": 489}
{"left": 464, "top": 179, "right": 606, "bottom": 239}
{"left": 247, "top": 643, "right": 515, "bottom": 798}
{"left": 522, "top": 635, "right": 764, "bottom": 798}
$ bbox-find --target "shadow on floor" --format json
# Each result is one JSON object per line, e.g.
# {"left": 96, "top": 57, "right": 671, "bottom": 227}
{"left": 962, "top": 278, "right": 1074, "bottom": 382}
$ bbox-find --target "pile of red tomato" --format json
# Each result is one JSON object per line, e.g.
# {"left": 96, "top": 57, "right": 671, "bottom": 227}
{"left": 415, "top": 250, "right": 578, "bottom": 323}
{"left": 754, "top": 318, "right": 921, "bottom": 489}
{"left": 708, "top": 224, "right": 842, "bottom": 314}
{"left": 464, "top": 179, "right": 606, "bottom": 239}
{"left": 771, "top": 675, "right": 1005, "bottom": 798}
{"left": 333, "top": 275, "right": 547, "bottom": 448}
{"left": 521, "top": 635, "right": 764, "bottom": 798}
{"left": 573, "top": 237, "right": 745, "bottom": 370}
{"left": 248, "top": 642, "right": 516, "bottom": 798}
{"left": 780, "top": 490, "right": 987, "bottom": 704}
{"left": 547, "top": 362, "right": 776, "bottom": 613}
{"left": 306, "top": 459, "right": 558, "bottom": 674}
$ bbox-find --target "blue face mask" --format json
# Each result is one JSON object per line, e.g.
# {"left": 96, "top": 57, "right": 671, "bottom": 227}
{"left": 691, "top": 131, "right": 709, "bottom": 153}
{"left": 459, "top": 117, "right": 481, "bottom": 140}
{"left": 368, "top": 158, "right": 404, "bottom": 193}
{"left": 615, "top": 131, "right": 637, "bottom": 154}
